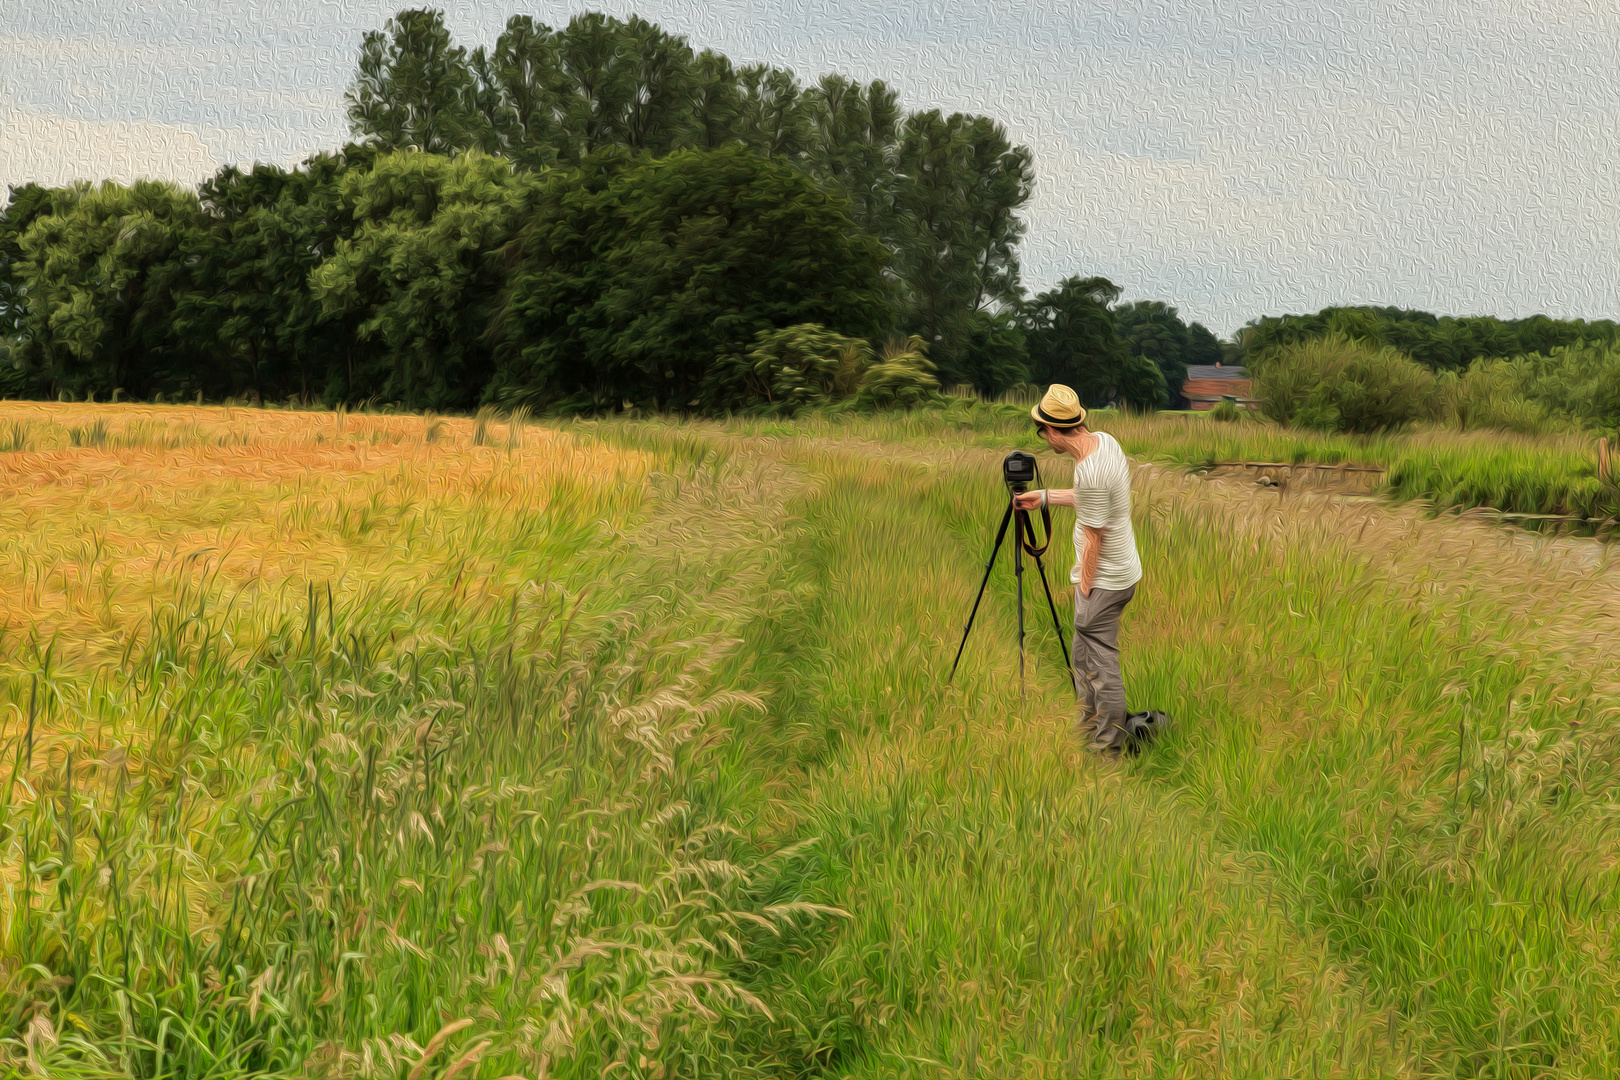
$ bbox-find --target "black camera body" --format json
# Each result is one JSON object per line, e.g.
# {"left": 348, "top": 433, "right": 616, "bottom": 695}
{"left": 1003, "top": 451, "right": 1037, "bottom": 493}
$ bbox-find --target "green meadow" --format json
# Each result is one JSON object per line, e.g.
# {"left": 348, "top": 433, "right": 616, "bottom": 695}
{"left": 3, "top": 402, "right": 1619, "bottom": 1078}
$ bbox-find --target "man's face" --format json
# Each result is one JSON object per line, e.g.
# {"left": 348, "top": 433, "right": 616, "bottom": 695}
{"left": 1034, "top": 423, "right": 1053, "bottom": 444}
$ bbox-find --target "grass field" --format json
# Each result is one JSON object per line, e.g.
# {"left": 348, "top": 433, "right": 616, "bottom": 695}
{"left": 773, "top": 401, "right": 1620, "bottom": 524}
{"left": 3, "top": 401, "right": 1620, "bottom": 1078}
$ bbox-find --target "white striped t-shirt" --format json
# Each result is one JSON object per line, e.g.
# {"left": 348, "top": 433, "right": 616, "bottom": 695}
{"left": 1069, "top": 432, "right": 1142, "bottom": 591}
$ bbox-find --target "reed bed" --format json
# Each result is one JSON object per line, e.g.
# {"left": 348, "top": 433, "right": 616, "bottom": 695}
{"left": 4, "top": 403, "right": 1620, "bottom": 1077}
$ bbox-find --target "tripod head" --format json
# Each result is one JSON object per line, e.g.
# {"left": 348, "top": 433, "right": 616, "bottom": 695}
{"left": 1003, "top": 451, "right": 1037, "bottom": 494}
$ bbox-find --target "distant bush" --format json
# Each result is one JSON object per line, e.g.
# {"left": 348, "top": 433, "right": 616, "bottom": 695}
{"left": 1235, "top": 304, "right": 1620, "bottom": 372}
{"left": 855, "top": 333, "right": 942, "bottom": 410}
{"left": 715, "top": 323, "right": 872, "bottom": 414}
{"left": 1442, "top": 361, "right": 1555, "bottom": 435}
{"left": 1251, "top": 334, "right": 1441, "bottom": 433}
{"left": 1511, "top": 342, "right": 1620, "bottom": 434}
{"left": 1208, "top": 399, "right": 1245, "bottom": 422}
{"left": 1433, "top": 344, "right": 1620, "bottom": 436}
{"left": 1118, "top": 351, "right": 1169, "bottom": 411}
{"left": 708, "top": 324, "right": 941, "bottom": 416}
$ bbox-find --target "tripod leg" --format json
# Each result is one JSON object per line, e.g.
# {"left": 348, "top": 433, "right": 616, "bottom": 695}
{"left": 1014, "top": 508, "right": 1027, "bottom": 693}
{"left": 948, "top": 500, "right": 1015, "bottom": 683}
{"left": 1032, "top": 552, "right": 1073, "bottom": 679}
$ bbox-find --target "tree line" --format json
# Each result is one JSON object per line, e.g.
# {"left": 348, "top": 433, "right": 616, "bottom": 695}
{"left": 11, "top": 8, "right": 1609, "bottom": 416}
{"left": 1235, "top": 306, "right": 1620, "bottom": 373}
{"left": 0, "top": 8, "right": 1230, "bottom": 414}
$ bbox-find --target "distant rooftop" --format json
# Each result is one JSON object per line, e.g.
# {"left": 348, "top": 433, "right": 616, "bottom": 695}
{"left": 1184, "top": 365, "right": 1247, "bottom": 380}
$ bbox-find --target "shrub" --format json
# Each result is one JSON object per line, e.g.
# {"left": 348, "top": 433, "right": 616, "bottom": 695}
{"left": 1434, "top": 344, "right": 1620, "bottom": 436}
{"left": 717, "top": 323, "right": 874, "bottom": 414}
{"left": 1252, "top": 334, "right": 1441, "bottom": 432}
{"left": 1511, "top": 342, "right": 1620, "bottom": 433}
{"left": 1118, "top": 351, "right": 1168, "bottom": 411}
{"left": 856, "top": 333, "right": 941, "bottom": 410}
{"left": 1442, "top": 361, "right": 1555, "bottom": 435}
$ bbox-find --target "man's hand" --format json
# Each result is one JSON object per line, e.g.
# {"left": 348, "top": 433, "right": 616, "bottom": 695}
{"left": 1012, "top": 490, "right": 1043, "bottom": 511}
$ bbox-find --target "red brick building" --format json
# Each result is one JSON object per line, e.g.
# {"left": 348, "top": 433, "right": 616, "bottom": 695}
{"left": 1182, "top": 364, "right": 1255, "bottom": 410}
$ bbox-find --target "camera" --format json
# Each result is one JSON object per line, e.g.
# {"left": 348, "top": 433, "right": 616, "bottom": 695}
{"left": 1003, "top": 451, "right": 1037, "bottom": 493}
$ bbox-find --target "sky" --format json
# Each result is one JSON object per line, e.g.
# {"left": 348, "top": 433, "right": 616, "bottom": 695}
{"left": 2, "top": 0, "right": 1618, "bottom": 337}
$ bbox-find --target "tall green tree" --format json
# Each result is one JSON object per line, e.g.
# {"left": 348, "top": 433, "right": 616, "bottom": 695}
{"left": 733, "top": 63, "right": 811, "bottom": 160}
{"left": 174, "top": 165, "right": 299, "bottom": 403}
{"left": 1117, "top": 352, "right": 1168, "bottom": 410}
{"left": 1184, "top": 321, "right": 1223, "bottom": 367}
{"left": 16, "top": 180, "right": 201, "bottom": 399}
{"left": 171, "top": 150, "right": 375, "bottom": 404}
{"left": 346, "top": 8, "right": 494, "bottom": 156}
{"left": 1, "top": 185, "right": 52, "bottom": 341}
{"left": 953, "top": 308, "right": 1029, "bottom": 396}
{"left": 890, "top": 110, "right": 1033, "bottom": 375}
{"left": 483, "top": 16, "right": 567, "bottom": 167}
{"left": 803, "top": 75, "right": 901, "bottom": 244}
{"left": 490, "top": 146, "right": 892, "bottom": 412}
{"left": 310, "top": 151, "right": 523, "bottom": 409}
{"left": 1114, "top": 300, "right": 1189, "bottom": 407}
{"left": 343, "top": 9, "right": 1037, "bottom": 377}
{"left": 1021, "top": 275, "right": 1132, "bottom": 406}
{"left": 548, "top": 13, "right": 695, "bottom": 158}
{"left": 1, "top": 183, "right": 55, "bottom": 396}
{"left": 688, "top": 51, "right": 744, "bottom": 150}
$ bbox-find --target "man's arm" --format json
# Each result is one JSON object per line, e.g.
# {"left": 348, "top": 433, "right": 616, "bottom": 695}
{"left": 1011, "top": 490, "right": 1105, "bottom": 595}
{"left": 1012, "top": 488, "right": 1074, "bottom": 509}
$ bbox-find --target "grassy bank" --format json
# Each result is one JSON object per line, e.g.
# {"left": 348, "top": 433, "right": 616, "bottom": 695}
{"left": 4, "top": 403, "right": 1620, "bottom": 1077}
{"left": 738, "top": 401, "right": 1620, "bottom": 524}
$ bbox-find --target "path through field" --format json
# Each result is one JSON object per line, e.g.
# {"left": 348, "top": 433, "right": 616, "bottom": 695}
{"left": 3, "top": 404, "right": 1619, "bottom": 1078}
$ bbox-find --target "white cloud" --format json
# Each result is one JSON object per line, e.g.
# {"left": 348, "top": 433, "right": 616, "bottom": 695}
{"left": 0, "top": 101, "right": 218, "bottom": 189}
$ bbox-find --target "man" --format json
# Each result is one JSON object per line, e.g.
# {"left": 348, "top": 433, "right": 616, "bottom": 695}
{"left": 1012, "top": 384, "right": 1143, "bottom": 756}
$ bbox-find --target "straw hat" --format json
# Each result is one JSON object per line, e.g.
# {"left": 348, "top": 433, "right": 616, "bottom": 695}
{"left": 1031, "top": 384, "right": 1087, "bottom": 429}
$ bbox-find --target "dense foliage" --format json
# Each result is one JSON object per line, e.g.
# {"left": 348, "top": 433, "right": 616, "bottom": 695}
{"left": 0, "top": 146, "right": 902, "bottom": 412}
{"left": 1237, "top": 305, "right": 1620, "bottom": 373}
{"left": 1113, "top": 300, "right": 1223, "bottom": 408}
{"left": 0, "top": 8, "right": 1058, "bottom": 413}
{"left": 1250, "top": 331, "right": 1620, "bottom": 435}
{"left": 1020, "top": 276, "right": 1163, "bottom": 409}
{"left": 1250, "top": 334, "right": 1442, "bottom": 433}
{"left": 344, "top": 8, "right": 1034, "bottom": 382}
{"left": 488, "top": 148, "right": 891, "bottom": 412}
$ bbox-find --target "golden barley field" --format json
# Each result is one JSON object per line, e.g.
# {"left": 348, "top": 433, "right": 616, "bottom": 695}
{"left": 3, "top": 401, "right": 1620, "bottom": 1079}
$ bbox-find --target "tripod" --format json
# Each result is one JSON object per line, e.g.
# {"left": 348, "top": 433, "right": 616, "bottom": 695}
{"left": 949, "top": 454, "right": 1072, "bottom": 692}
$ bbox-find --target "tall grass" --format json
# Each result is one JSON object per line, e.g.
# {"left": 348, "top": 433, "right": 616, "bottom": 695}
{"left": 744, "top": 401, "right": 1619, "bottom": 523}
{"left": 0, "top": 407, "right": 847, "bottom": 1077}
{"left": 592, "top": 417, "right": 1620, "bottom": 1076}
{"left": 6, "top": 403, "right": 1620, "bottom": 1076}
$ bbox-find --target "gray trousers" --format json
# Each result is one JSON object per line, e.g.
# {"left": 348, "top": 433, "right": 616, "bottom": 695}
{"left": 1072, "top": 583, "right": 1136, "bottom": 754}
